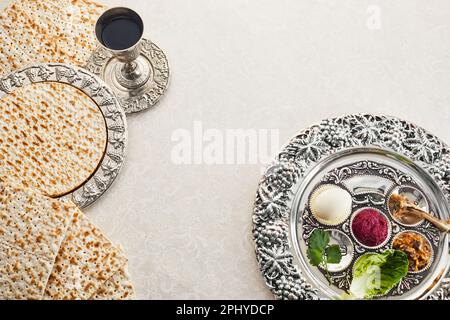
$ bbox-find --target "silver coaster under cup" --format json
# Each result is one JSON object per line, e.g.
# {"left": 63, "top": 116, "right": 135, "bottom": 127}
{"left": 85, "top": 7, "right": 170, "bottom": 114}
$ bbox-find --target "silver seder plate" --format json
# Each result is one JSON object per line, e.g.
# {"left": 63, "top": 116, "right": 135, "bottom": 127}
{"left": 253, "top": 114, "right": 450, "bottom": 300}
{"left": 0, "top": 63, "right": 128, "bottom": 208}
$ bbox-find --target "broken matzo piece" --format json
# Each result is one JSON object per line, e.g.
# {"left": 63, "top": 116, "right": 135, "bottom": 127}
{"left": 0, "top": 183, "right": 77, "bottom": 299}
{"left": 91, "top": 265, "right": 135, "bottom": 300}
{"left": 44, "top": 213, "right": 128, "bottom": 300}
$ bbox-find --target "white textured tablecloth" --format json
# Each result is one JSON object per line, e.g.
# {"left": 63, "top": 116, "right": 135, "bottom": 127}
{"left": 3, "top": 0, "right": 450, "bottom": 299}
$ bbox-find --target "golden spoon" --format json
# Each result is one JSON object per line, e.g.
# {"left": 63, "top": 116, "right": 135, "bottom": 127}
{"left": 389, "top": 193, "right": 450, "bottom": 233}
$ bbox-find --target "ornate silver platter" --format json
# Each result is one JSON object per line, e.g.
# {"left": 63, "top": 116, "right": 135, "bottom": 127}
{"left": 0, "top": 63, "right": 127, "bottom": 208}
{"left": 253, "top": 114, "right": 450, "bottom": 300}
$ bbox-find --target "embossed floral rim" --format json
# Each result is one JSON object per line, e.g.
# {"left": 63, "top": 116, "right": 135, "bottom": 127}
{"left": 252, "top": 114, "right": 450, "bottom": 300}
{"left": 0, "top": 63, "right": 128, "bottom": 208}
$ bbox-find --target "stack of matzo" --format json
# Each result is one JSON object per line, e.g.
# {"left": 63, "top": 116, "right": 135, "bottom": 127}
{"left": 0, "top": 183, "right": 77, "bottom": 299}
{"left": 0, "top": 182, "right": 135, "bottom": 300}
{"left": 0, "top": 0, "right": 135, "bottom": 299}
{"left": 0, "top": 0, "right": 106, "bottom": 76}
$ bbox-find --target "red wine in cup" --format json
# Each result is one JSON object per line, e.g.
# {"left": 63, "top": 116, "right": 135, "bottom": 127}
{"left": 100, "top": 16, "right": 142, "bottom": 50}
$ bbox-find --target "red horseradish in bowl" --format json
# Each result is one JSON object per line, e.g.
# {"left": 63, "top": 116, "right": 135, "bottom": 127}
{"left": 351, "top": 208, "right": 389, "bottom": 247}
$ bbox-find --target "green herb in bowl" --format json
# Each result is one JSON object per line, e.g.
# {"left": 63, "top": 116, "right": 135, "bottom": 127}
{"left": 306, "top": 229, "right": 342, "bottom": 282}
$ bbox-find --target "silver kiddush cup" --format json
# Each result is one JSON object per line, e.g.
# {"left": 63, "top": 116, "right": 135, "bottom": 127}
{"left": 88, "top": 7, "right": 170, "bottom": 114}
{"left": 95, "top": 7, "right": 149, "bottom": 90}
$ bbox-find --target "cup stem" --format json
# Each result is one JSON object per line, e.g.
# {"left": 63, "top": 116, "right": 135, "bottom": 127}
{"left": 122, "top": 61, "right": 141, "bottom": 80}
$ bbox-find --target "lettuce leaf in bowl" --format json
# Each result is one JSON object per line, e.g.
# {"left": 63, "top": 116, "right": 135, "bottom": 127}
{"left": 349, "top": 249, "right": 408, "bottom": 299}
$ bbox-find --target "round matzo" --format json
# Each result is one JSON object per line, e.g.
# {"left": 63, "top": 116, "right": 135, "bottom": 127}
{"left": 0, "top": 81, "right": 107, "bottom": 197}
